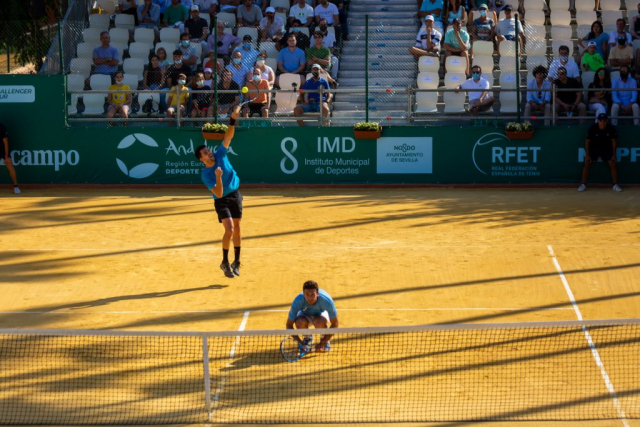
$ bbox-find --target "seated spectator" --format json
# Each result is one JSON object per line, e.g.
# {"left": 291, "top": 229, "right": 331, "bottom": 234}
{"left": 204, "top": 52, "right": 224, "bottom": 74}
{"left": 315, "top": 18, "right": 339, "bottom": 80}
{"left": 260, "top": 7, "right": 285, "bottom": 42}
{"left": 106, "top": 71, "right": 132, "bottom": 124}
{"left": 419, "top": 0, "right": 445, "bottom": 32}
{"left": 242, "top": 67, "right": 271, "bottom": 118}
{"left": 232, "top": 35, "right": 260, "bottom": 69}
{"left": 89, "top": 31, "right": 119, "bottom": 87}
{"left": 219, "top": 0, "right": 240, "bottom": 12}
{"left": 470, "top": 4, "right": 495, "bottom": 43}
{"left": 184, "top": 6, "right": 209, "bottom": 52}
{"left": 443, "top": 19, "right": 471, "bottom": 75}
{"left": 445, "top": 0, "right": 467, "bottom": 30}
{"left": 238, "top": 0, "right": 263, "bottom": 27}
{"left": 289, "top": 0, "right": 315, "bottom": 27}
{"left": 254, "top": 52, "right": 275, "bottom": 88}
{"left": 207, "top": 22, "right": 241, "bottom": 63}
{"left": 548, "top": 45, "right": 580, "bottom": 83}
{"left": 203, "top": 67, "right": 215, "bottom": 87}
{"left": 177, "top": 33, "right": 199, "bottom": 72}
{"left": 632, "top": 3, "right": 640, "bottom": 40}
{"left": 138, "top": 0, "right": 161, "bottom": 29}
{"left": 587, "top": 67, "right": 611, "bottom": 122}
{"left": 226, "top": 50, "right": 251, "bottom": 87}
{"left": 608, "top": 35, "right": 633, "bottom": 72}
{"left": 119, "top": 0, "right": 139, "bottom": 26}
{"left": 608, "top": 18, "right": 632, "bottom": 48}
{"left": 277, "top": 34, "right": 307, "bottom": 87}
{"left": 166, "top": 73, "right": 190, "bottom": 120}
{"left": 294, "top": 64, "right": 332, "bottom": 126}
{"left": 279, "top": 19, "right": 311, "bottom": 51}
{"left": 578, "top": 21, "right": 608, "bottom": 61}
{"left": 610, "top": 65, "right": 639, "bottom": 125}
{"left": 314, "top": 0, "right": 340, "bottom": 28}
{"left": 409, "top": 15, "right": 442, "bottom": 58}
{"left": 581, "top": 41, "right": 605, "bottom": 72}
{"left": 190, "top": 72, "right": 211, "bottom": 118}
{"left": 554, "top": 66, "right": 587, "bottom": 123}
{"left": 306, "top": 32, "right": 331, "bottom": 73}
{"left": 456, "top": 65, "right": 494, "bottom": 116}
{"left": 524, "top": 65, "right": 552, "bottom": 126}
{"left": 156, "top": 47, "right": 171, "bottom": 69}
{"left": 164, "top": 0, "right": 188, "bottom": 34}
{"left": 216, "top": 68, "right": 240, "bottom": 117}
{"left": 495, "top": 5, "right": 524, "bottom": 55}
{"left": 143, "top": 55, "right": 166, "bottom": 90}
{"left": 468, "top": 0, "right": 497, "bottom": 26}
{"left": 165, "top": 50, "right": 193, "bottom": 87}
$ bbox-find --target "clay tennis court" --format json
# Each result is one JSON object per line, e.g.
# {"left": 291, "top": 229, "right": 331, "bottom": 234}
{"left": 1, "top": 187, "right": 639, "bottom": 426}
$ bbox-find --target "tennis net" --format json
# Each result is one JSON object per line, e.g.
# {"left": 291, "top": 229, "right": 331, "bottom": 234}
{"left": 1, "top": 319, "right": 639, "bottom": 424}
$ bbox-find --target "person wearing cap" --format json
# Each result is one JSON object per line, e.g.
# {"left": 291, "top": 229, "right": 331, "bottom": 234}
{"left": 232, "top": 34, "right": 260, "bottom": 69}
{"left": 137, "top": 0, "right": 161, "bottom": 29}
{"left": 294, "top": 64, "right": 332, "bottom": 126}
{"left": 524, "top": 65, "right": 552, "bottom": 126}
{"left": 581, "top": 41, "right": 605, "bottom": 72}
{"left": 470, "top": 4, "right": 496, "bottom": 44}
{"left": 289, "top": 0, "right": 315, "bottom": 27}
{"left": 163, "top": 0, "right": 188, "bottom": 34}
{"left": 207, "top": 22, "right": 241, "bottom": 63}
{"left": 554, "top": 66, "right": 587, "bottom": 123}
{"left": 443, "top": 18, "right": 471, "bottom": 75}
{"left": 608, "top": 18, "right": 632, "bottom": 48}
{"left": 611, "top": 65, "right": 639, "bottom": 125}
{"left": 238, "top": 0, "right": 263, "bottom": 28}
{"left": 456, "top": 64, "right": 494, "bottom": 116}
{"left": 495, "top": 4, "right": 525, "bottom": 56}
{"left": 184, "top": 5, "right": 209, "bottom": 52}
{"left": 547, "top": 45, "right": 580, "bottom": 83}
{"left": 276, "top": 33, "right": 307, "bottom": 87}
{"left": 419, "top": 0, "right": 445, "bottom": 32}
{"left": 259, "top": 6, "right": 285, "bottom": 42}
{"left": 578, "top": 113, "right": 623, "bottom": 192}
{"left": 177, "top": 32, "right": 199, "bottom": 72}
{"left": 409, "top": 15, "right": 442, "bottom": 58}
{"left": 608, "top": 34, "right": 633, "bottom": 72}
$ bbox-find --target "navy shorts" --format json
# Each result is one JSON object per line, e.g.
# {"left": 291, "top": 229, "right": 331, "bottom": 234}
{"left": 214, "top": 190, "right": 243, "bottom": 222}
{"left": 589, "top": 148, "right": 614, "bottom": 162}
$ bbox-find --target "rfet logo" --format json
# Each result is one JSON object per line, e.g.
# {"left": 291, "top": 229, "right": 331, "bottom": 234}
{"left": 116, "top": 134, "right": 159, "bottom": 179}
{"left": 473, "top": 133, "right": 541, "bottom": 177}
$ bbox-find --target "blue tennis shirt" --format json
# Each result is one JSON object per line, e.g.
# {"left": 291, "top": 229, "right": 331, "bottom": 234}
{"left": 201, "top": 145, "right": 240, "bottom": 199}
{"left": 288, "top": 289, "right": 338, "bottom": 321}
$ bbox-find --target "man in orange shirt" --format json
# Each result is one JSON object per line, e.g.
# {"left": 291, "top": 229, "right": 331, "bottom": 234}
{"left": 241, "top": 67, "right": 271, "bottom": 118}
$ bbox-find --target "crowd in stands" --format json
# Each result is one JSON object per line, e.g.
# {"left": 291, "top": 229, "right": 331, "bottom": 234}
{"left": 411, "top": 0, "right": 640, "bottom": 124}
{"left": 72, "top": 0, "right": 346, "bottom": 124}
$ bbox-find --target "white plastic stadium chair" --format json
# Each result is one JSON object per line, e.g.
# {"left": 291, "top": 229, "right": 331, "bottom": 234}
{"left": 109, "top": 27, "right": 130, "bottom": 46}
{"left": 82, "top": 27, "right": 103, "bottom": 45}
{"left": 128, "top": 42, "right": 152, "bottom": 64}
{"left": 472, "top": 40, "right": 494, "bottom": 56}
{"left": 90, "top": 74, "right": 112, "bottom": 91}
{"left": 76, "top": 42, "right": 95, "bottom": 59}
{"left": 498, "top": 92, "right": 519, "bottom": 112}
{"left": 473, "top": 56, "right": 494, "bottom": 73}
{"left": 69, "top": 58, "right": 92, "bottom": 77}
{"left": 160, "top": 28, "right": 180, "bottom": 44}
{"left": 443, "top": 72, "right": 466, "bottom": 113}
{"left": 216, "top": 12, "right": 236, "bottom": 28}
{"left": 237, "top": 27, "right": 259, "bottom": 49}
{"left": 82, "top": 93, "right": 107, "bottom": 115}
{"left": 134, "top": 28, "right": 156, "bottom": 45}
{"left": 114, "top": 13, "right": 135, "bottom": 30}
{"left": 89, "top": 13, "right": 110, "bottom": 30}
{"left": 415, "top": 72, "right": 439, "bottom": 113}
{"left": 445, "top": 56, "right": 466, "bottom": 73}
{"left": 122, "top": 73, "right": 139, "bottom": 89}
{"left": 274, "top": 73, "right": 301, "bottom": 115}
{"left": 123, "top": 58, "right": 145, "bottom": 81}
{"left": 66, "top": 74, "right": 85, "bottom": 93}
{"left": 418, "top": 55, "right": 440, "bottom": 72}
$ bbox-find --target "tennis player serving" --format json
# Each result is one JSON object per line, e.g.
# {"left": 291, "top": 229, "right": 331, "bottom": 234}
{"left": 286, "top": 280, "right": 339, "bottom": 352}
{"left": 195, "top": 106, "right": 243, "bottom": 278}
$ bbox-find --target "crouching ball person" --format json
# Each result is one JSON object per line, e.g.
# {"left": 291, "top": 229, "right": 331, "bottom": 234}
{"left": 286, "top": 280, "right": 339, "bottom": 352}
{"left": 195, "top": 105, "right": 243, "bottom": 278}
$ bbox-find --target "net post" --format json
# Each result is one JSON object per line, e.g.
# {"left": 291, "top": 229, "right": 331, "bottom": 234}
{"left": 202, "top": 335, "right": 212, "bottom": 420}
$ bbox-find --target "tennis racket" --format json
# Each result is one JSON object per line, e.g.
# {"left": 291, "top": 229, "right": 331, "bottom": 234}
{"left": 280, "top": 337, "right": 314, "bottom": 362}
{"left": 238, "top": 86, "right": 262, "bottom": 108}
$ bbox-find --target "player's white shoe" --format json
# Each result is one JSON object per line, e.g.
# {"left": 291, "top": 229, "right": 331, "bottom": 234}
{"left": 613, "top": 184, "right": 622, "bottom": 192}
{"left": 577, "top": 184, "right": 586, "bottom": 192}
{"left": 13, "top": 186, "right": 21, "bottom": 195}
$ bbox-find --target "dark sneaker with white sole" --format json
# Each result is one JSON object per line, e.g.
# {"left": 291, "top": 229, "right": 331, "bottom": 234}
{"left": 220, "top": 262, "right": 234, "bottom": 278}
{"left": 231, "top": 260, "right": 241, "bottom": 276}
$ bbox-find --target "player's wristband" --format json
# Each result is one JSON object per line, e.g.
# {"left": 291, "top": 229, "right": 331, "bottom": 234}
{"left": 228, "top": 117, "right": 236, "bottom": 126}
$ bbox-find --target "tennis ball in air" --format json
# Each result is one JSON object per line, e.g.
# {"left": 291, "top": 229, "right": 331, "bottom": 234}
{"left": 242, "top": 86, "right": 249, "bottom": 94}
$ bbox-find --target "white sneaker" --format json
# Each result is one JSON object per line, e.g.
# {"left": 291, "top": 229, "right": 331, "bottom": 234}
{"left": 13, "top": 186, "right": 20, "bottom": 195}
{"left": 577, "top": 184, "right": 586, "bottom": 192}
{"left": 613, "top": 184, "right": 622, "bottom": 192}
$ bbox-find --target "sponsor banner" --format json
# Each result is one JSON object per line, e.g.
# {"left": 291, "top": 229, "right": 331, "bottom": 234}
{"left": 376, "top": 137, "right": 433, "bottom": 174}
{"left": 0, "top": 86, "right": 35, "bottom": 103}
{"left": 471, "top": 133, "right": 542, "bottom": 179}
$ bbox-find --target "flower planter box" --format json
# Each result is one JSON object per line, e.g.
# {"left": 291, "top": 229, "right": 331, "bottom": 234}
{"left": 505, "top": 131, "right": 534, "bottom": 140}
{"left": 353, "top": 130, "right": 382, "bottom": 139}
{"left": 202, "top": 132, "right": 225, "bottom": 140}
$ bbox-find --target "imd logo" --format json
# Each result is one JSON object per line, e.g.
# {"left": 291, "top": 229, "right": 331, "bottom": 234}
{"left": 116, "top": 134, "right": 160, "bottom": 179}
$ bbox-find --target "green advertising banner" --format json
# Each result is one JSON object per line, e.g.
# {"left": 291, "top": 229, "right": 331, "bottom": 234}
{"left": 1, "top": 75, "right": 639, "bottom": 185}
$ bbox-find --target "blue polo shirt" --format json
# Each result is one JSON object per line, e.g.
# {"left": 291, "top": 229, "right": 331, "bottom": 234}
{"left": 92, "top": 45, "right": 119, "bottom": 75}
{"left": 226, "top": 63, "right": 250, "bottom": 87}
{"left": 232, "top": 46, "right": 260, "bottom": 70}
{"left": 201, "top": 145, "right": 240, "bottom": 199}
{"left": 288, "top": 289, "right": 338, "bottom": 321}
{"left": 303, "top": 77, "right": 330, "bottom": 102}
{"left": 277, "top": 47, "right": 306, "bottom": 73}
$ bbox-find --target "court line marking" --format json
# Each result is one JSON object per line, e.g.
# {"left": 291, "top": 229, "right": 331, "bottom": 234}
{"left": 547, "top": 245, "right": 629, "bottom": 427}
{"left": 212, "top": 310, "right": 250, "bottom": 414}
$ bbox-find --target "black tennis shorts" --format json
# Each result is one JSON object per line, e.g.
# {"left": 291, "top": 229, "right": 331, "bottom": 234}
{"left": 589, "top": 147, "right": 614, "bottom": 162}
{"left": 214, "top": 190, "right": 243, "bottom": 223}
{"left": 0, "top": 143, "right": 6, "bottom": 159}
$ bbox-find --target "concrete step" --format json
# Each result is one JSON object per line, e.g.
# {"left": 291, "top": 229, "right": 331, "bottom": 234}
{"left": 349, "top": 4, "right": 417, "bottom": 12}
{"left": 349, "top": 17, "right": 419, "bottom": 26}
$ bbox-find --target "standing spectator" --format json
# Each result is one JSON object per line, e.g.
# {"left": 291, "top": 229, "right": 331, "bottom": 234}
{"left": 232, "top": 34, "right": 260, "bottom": 69}
{"left": 409, "top": 15, "right": 442, "bottom": 58}
{"left": 138, "top": 0, "right": 161, "bottom": 29}
{"left": 608, "top": 35, "right": 633, "bottom": 72}
{"left": 277, "top": 34, "right": 307, "bottom": 87}
{"left": 419, "top": 0, "right": 445, "bottom": 32}
{"left": 143, "top": 55, "right": 166, "bottom": 89}
{"left": 554, "top": 66, "right": 587, "bottom": 122}
{"left": 610, "top": 65, "right": 639, "bottom": 125}
{"left": 443, "top": 19, "right": 471, "bottom": 75}
{"left": 242, "top": 67, "right": 271, "bottom": 118}
{"left": 259, "top": 7, "right": 285, "bottom": 42}
{"left": 166, "top": 73, "right": 190, "bottom": 120}
{"left": 578, "top": 114, "right": 622, "bottom": 192}
{"left": 495, "top": 4, "right": 524, "bottom": 55}
{"left": 106, "top": 71, "right": 132, "bottom": 125}
{"left": 524, "top": 65, "right": 551, "bottom": 126}
{"left": 119, "top": 0, "right": 139, "bottom": 25}
{"left": 226, "top": 50, "right": 251, "bottom": 87}
{"left": 289, "top": 0, "right": 315, "bottom": 27}
{"left": 184, "top": 5, "right": 209, "bottom": 53}
{"left": 445, "top": 0, "right": 467, "bottom": 30}
{"left": 581, "top": 41, "right": 605, "bottom": 72}
{"left": 164, "top": 0, "right": 188, "bottom": 34}
{"left": 219, "top": 0, "right": 240, "bottom": 12}
{"left": 279, "top": 19, "right": 311, "bottom": 51}
{"left": 548, "top": 45, "right": 580, "bottom": 82}
{"left": 631, "top": 2, "right": 640, "bottom": 40}
{"left": 238, "top": 0, "right": 263, "bottom": 27}
{"left": 608, "top": 18, "right": 632, "bottom": 48}
{"left": 91, "top": 31, "right": 119, "bottom": 83}
{"left": 0, "top": 122, "right": 20, "bottom": 194}
{"left": 578, "top": 21, "right": 608, "bottom": 61}
{"left": 215, "top": 68, "right": 240, "bottom": 117}
{"left": 294, "top": 64, "right": 332, "bottom": 126}
{"left": 456, "top": 65, "right": 494, "bottom": 116}
{"left": 178, "top": 32, "right": 199, "bottom": 72}
{"left": 471, "top": 4, "right": 495, "bottom": 43}
{"left": 190, "top": 72, "right": 212, "bottom": 118}
{"left": 207, "top": 22, "right": 241, "bottom": 63}
{"left": 254, "top": 52, "right": 276, "bottom": 88}
{"left": 587, "top": 67, "right": 611, "bottom": 122}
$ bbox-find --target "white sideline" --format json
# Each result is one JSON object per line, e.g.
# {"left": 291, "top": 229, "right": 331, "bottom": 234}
{"left": 547, "top": 245, "right": 629, "bottom": 427}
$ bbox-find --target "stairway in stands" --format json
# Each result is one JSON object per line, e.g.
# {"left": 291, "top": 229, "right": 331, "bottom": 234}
{"left": 333, "top": 0, "right": 418, "bottom": 124}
